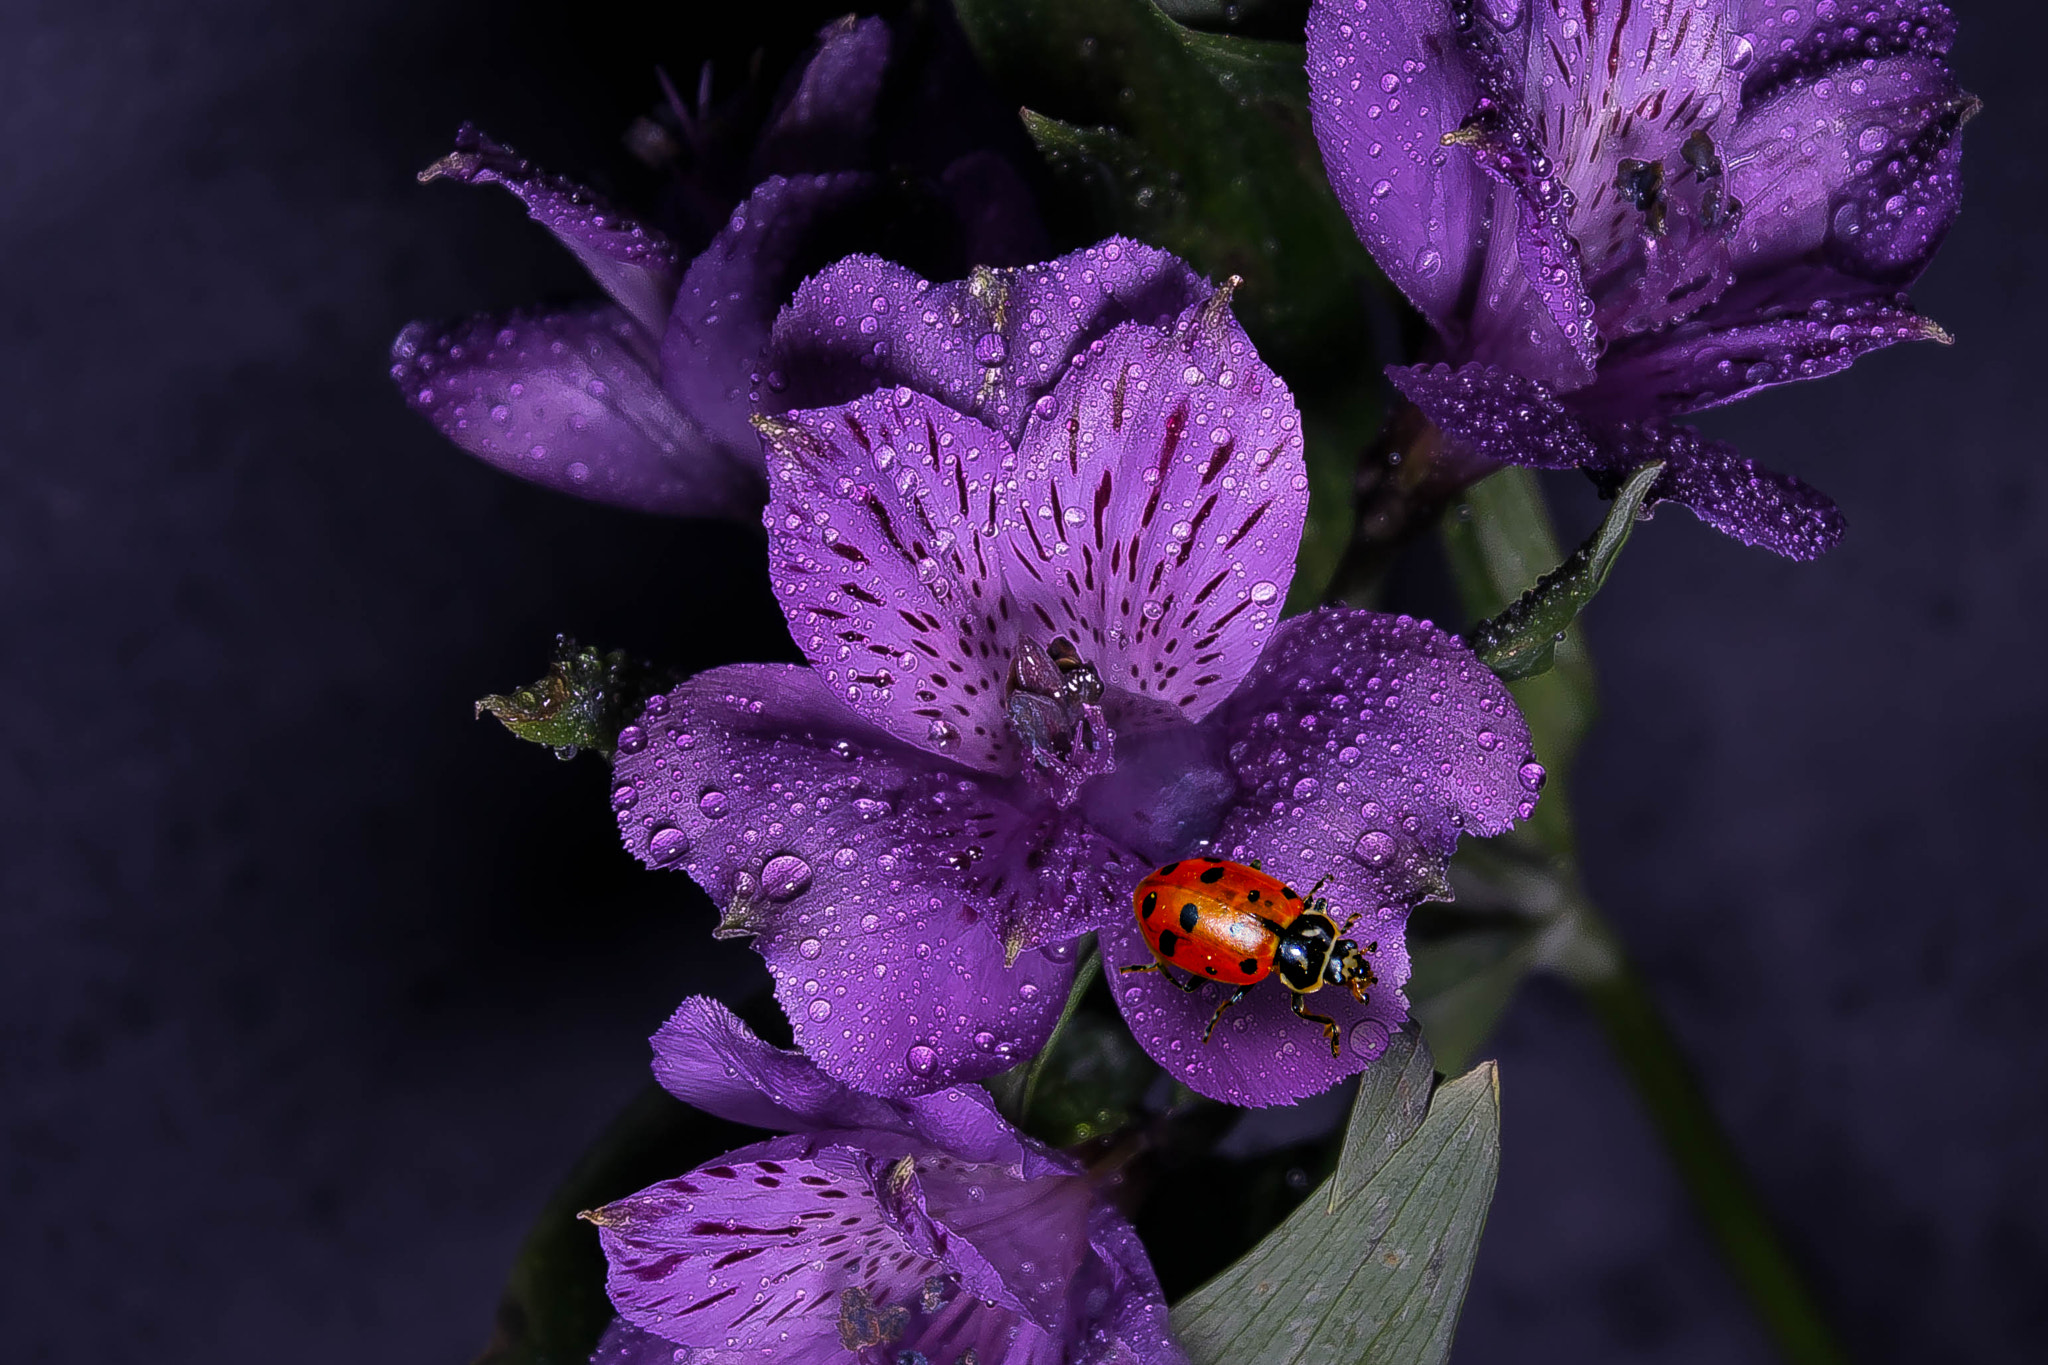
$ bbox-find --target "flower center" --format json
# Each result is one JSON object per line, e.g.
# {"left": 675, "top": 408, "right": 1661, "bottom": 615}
{"left": 1004, "top": 635, "right": 1113, "bottom": 806}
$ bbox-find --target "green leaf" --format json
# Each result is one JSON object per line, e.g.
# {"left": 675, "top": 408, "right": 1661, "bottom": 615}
{"left": 475, "top": 635, "right": 664, "bottom": 759}
{"left": 954, "top": 0, "right": 1385, "bottom": 606}
{"left": 1465, "top": 461, "right": 1663, "bottom": 682}
{"left": 1172, "top": 1031, "right": 1501, "bottom": 1365}
{"left": 472, "top": 1085, "right": 758, "bottom": 1365}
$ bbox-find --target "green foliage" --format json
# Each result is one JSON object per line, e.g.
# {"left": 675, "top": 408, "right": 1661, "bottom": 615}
{"left": 1173, "top": 1032, "right": 1501, "bottom": 1364}
{"left": 476, "top": 635, "right": 663, "bottom": 760}
{"left": 953, "top": 0, "right": 1386, "bottom": 605}
{"left": 1465, "top": 462, "right": 1663, "bottom": 682}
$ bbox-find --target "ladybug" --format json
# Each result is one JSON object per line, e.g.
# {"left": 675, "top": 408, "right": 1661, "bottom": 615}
{"left": 1120, "top": 857, "right": 1378, "bottom": 1057}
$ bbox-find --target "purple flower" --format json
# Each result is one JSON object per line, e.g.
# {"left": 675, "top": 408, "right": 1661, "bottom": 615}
{"left": 580, "top": 997, "right": 1186, "bottom": 1365}
{"left": 609, "top": 240, "right": 1540, "bottom": 1105}
{"left": 389, "top": 16, "right": 1042, "bottom": 520}
{"left": 1308, "top": 0, "right": 1975, "bottom": 558}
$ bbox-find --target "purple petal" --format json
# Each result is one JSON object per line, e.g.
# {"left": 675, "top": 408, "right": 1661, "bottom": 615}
{"left": 753, "top": 16, "right": 892, "bottom": 176}
{"left": 1726, "top": 52, "right": 1973, "bottom": 287}
{"left": 649, "top": 996, "right": 1045, "bottom": 1167}
{"left": 1306, "top": 0, "right": 1492, "bottom": 338}
{"left": 595, "top": 1138, "right": 932, "bottom": 1363}
{"left": 756, "top": 388, "right": 1021, "bottom": 772}
{"left": 1736, "top": 0, "right": 1957, "bottom": 100}
{"left": 1081, "top": 1207, "right": 1187, "bottom": 1365}
{"left": 906, "top": 1154, "right": 1097, "bottom": 1329}
{"left": 1391, "top": 361, "right": 1845, "bottom": 558}
{"left": 1112, "top": 608, "right": 1534, "bottom": 1105}
{"left": 1004, "top": 306, "right": 1309, "bottom": 721}
{"left": 662, "top": 172, "right": 876, "bottom": 465}
{"left": 613, "top": 665, "right": 1074, "bottom": 1096}
{"left": 1580, "top": 294, "right": 1951, "bottom": 419}
{"left": 390, "top": 306, "right": 762, "bottom": 518}
{"left": 762, "top": 238, "right": 1211, "bottom": 446}
{"left": 419, "top": 125, "right": 679, "bottom": 339}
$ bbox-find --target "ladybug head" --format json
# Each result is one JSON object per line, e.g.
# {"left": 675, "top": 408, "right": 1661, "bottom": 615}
{"left": 1323, "top": 936, "right": 1379, "bottom": 1000}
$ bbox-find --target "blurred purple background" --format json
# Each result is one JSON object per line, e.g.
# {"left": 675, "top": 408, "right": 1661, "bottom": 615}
{"left": 3, "top": 1, "right": 2042, "bottom": 1361}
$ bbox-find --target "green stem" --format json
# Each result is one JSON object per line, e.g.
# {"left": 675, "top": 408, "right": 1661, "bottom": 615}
{"left": 1549, "top": 902, "right": 1849, "bottom": 1365}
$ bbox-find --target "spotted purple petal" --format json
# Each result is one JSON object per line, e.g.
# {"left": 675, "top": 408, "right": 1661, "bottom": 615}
{"left": 1110, "top": 608, "right": 1536, "bottom": 1105}
{"left": 418, "top": 124, "right": 680, "bottom": 339}
{"left": 1735, "top": 0, "right": 1958, "bottom": 101}
{"left": 753, "top": 16, "right": 892, "bottom": 176}
{"left": 1306, "top": 0, "right": 1492, "bottom": 338}
{"left": 761, "top": 238, "right": 1211, "bottom": 445}
{"left": 594, "top": 1137, "right": 938, "bottom": 1365}
{"left": 1579, "top": 294, "right": 1951, "bottom": 419}
{"left": 1002, "top": 305, "right": 1309, "bottom": 720}
{"left": 1391, "top": 361, "right": 1845, "bottom": 558}
{"left": 587, "top": 1317, "right": 678, "bottom": 1365}
{"left": 613, "top": 665, "right": 1074, "bottom": 1097}
{"left": 661, "top": 172, "right": 876, "bottom": 465}
{"left": 389, "top": 306, "right": 763, "bottom": 518}
{"left": 757, "top": 388, "right": 1023, "bottom": 771}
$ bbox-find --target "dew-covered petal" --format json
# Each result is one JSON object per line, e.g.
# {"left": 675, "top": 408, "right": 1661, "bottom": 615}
{"left": 903, "top": 1154, "right": 1097, "bottom": 1331}
{"left": 1105, "top": 904, "right": 1411, "bottom": 1107}
{"left": 756, "top": 389, "right": 1021, "bottom": 771}
{"left": 1725, "top": 51, "right": 1973, "bottom": 287}
{"left": 753, "top": 16, "right": 892, "bottom": 176}
{"left": 650, "top": 999, "right": 1055, "bottom": 1170}
{"left": 1735, "top": 0, "right": 1958, "bottom": 100}
{"left": 662, "top": 172, "right": 875, "bottom": 465}
{"left": 1306, "top": 0, "right": 1493, "bottom": 339}
{"left": 419, "top": 124, "right": 680, "bottom": 338}
{"left": 762, "top": 238, "right": 1211, "bottom": 445}
{"left": 613, "top": 665, "right": 1074, "bottom": 1096}
{"left": 1111, "top": 607, "right": 1534, "bottom": 1105}
{"left": 1579, "top": 294, "right": 1951, "bottom": 418}
{"left": 595, "top": 1138, "right": 938, "bottom": 1364}
{"left": 1003, "top": 308, "right": 1308, "bottom": 721}
{"left": 390, "top": 306, "right": 763, "bottom": 518}
{"left": 1081, "top": 1206, "right": 1187, "bottom": 1365}
{"left": 1391, "top": 361, "right": 1845, "bottom": 558}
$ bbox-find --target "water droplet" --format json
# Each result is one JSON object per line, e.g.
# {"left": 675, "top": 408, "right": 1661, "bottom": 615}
{"left": 798, "top": 937, "right": 823, "bottom": 960}
{"left": 648, "top": 826, "right": 689, "bottom": 865}
{"left": 927, "top": 719, "right": 961, "bottom": 751}
{"left": 762, "top": 854, "right": 813, "bottom": 901}
{"left": 611, "top": 782, "right": 638, "bottom": 811}
{"left": 699, "top": 789, "right": 730, "bottom": 818}
{"left": 1518, "top": 761, "right": 1547, "bottom": 792}
{"left": 1354, "top": 829, "right": 1397, "bottom": 867}
{"left": 906, "top": 1044, "right": 939, "bottom": 1076}
{"left": 974, "top": 333, "right": 1007, "bottom": 366}
{"left": 1476, "top": 727, "right": 1498, "bottom": 750}
{"left": 1348, "top": 1019, "right": 1390, "bottom": 1057}
{"left": 832, "top": 846, "right": 859, "bottom": 870}
{"left": 1249, "top": 580, "right": 1279, "bottom": 604}
{"left": 1857, "top": 124, "right": 1888, "bottom": 155}
{"left": 807, "top": 999, "right": 832, "bottom": 1021}
{"left": 1724, "top": 33, "right": 1754, "bottom": 70}
{"left": 616, "top": 725, "right": 646, "bottom": 754}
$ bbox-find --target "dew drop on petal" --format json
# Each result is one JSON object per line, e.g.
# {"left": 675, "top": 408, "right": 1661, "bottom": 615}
{"left": 647, "top": 826, "right": 689, "bottom": 865}
{"left": 807, "top": 999, "right": 832, "bottom": 1022}
{"left": 699, "top": 789, "right": 730, "bottom": 818}
{"left": 1518, "top": 761, "right": 1548, "bottom": 792}
{"left": 906, "top": 1044, "right": 939, "bottom": 1076}
{"left": 762, "top": 854, "right": 813, "bottom": 901}
{"left": 798, "top": 937, "right": 824, "bottom": 960}
{"left": 1354, "top": 829, "right": 1396, "bottom": 867}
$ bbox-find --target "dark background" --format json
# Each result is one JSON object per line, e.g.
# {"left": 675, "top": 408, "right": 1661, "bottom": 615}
{"left": 3, "top": 1, "right": 2041, "bottom": 1361}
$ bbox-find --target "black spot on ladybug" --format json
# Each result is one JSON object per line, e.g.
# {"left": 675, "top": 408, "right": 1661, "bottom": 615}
{"left": 1198, "top": 865, "right": 1228, "bottom": 884}
{"left": 1157, "top": 862, "right": 1179, "bottom": 876}
{"left": 1157, "top": 930, "right": 1179, "bottom": 958}
{"left": 1245, "top": 888, "right": 1260, "bottom": 903}
{"left": 1141, "top": 890, "right": 1158, "bottom": 920}
{"left": 1239, "top": 957, "right": 1258, "bottom": 974}
{"left": 1205, "top": 965, "right": 1218, "bottom": 975}
{"left": 1282, "top": 886, "right": 1300, "bottom": 900}
{"left": 1179, "top": 902, "right": 1200, "bottom": 932}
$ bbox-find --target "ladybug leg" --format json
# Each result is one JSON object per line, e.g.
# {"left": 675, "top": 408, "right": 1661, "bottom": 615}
{"left": 1305, "top": 873, "right": 1332, "bottom": 913}
{"left": 1289, "top": 991, "right": 1343, "bottom": 1058}
{"left": 1120, "top": 962, "right": 1203, "bottom": 994}
{"left": 1201, "top": 984, "right": 1252, "bottom": 1044}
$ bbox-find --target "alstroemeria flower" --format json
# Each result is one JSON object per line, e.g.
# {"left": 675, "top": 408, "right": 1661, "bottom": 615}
{"left": 389, "top": 16, "right": 1042, "bottom": 519}
{"left": 610, "top": 240, "right": 1539, "bottom": 1105}
{"left": 1309, "top": 0, "right": 1975, "bottom": 557}
{"left": 583, "top": 997, "right": 1185, "bottom": 1365}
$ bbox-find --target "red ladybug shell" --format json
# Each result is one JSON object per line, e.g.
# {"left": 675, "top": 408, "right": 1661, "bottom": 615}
{"left": 1132, "top": 858, "right": 1310, "bottom": 986}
